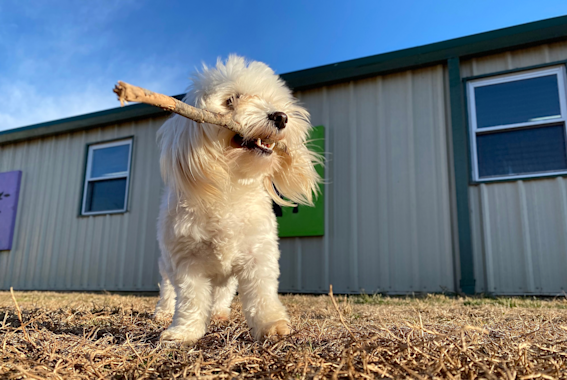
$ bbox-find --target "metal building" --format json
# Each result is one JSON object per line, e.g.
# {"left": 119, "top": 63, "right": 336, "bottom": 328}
{"left": 2, "top": 16, "right": 567, "bottom": 295}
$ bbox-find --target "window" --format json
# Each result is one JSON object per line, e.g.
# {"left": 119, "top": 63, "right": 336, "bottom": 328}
{"left": 81, "top": 139, "right": 133, "bottom": 215}
{"left": 467, "top": 66, "right": 567, "bottom": 181}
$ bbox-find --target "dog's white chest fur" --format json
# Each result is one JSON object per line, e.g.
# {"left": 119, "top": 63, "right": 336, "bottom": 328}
{"left": 160, "top": 179, "right": 278, "bottom": 279}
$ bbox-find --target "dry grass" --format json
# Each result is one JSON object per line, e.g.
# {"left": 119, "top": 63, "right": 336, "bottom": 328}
{"left": 1, "top": 291, "right": 567, "bottom": 379}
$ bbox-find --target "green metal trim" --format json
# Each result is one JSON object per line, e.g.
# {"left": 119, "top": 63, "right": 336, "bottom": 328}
{"left": 462, "top": 73, "right": 474, "bottom": 185}
{"left": 463, "top": 60, "right": 567, "bottom": 82}
{"left": 0, "top": 96, "right": 182, "bottom": 146}
{"left": 464, "top": 61, "right": 567, "bottom": 185}
{"left": 470, "top": 172, "right": 567, "bottom": 185}
{"left": 282, "top": 16, "right": 567, "bottom": 91}
{"left": 125, "top": 135, "right": 135, "bottom": 213}
{"left": 77, "top": 141, "right": 90, "bottom": 218}
{"left": 84, "top": 135, "right": 136, "bottom": 148}
{"left": 448, "top": 57, "right": 476, "bottom": 295}
{"left": 1, "top": 16, "right": 567, "bottom": 145}
{"left": 78, "top": 136, "right": 135, "bottom": 217}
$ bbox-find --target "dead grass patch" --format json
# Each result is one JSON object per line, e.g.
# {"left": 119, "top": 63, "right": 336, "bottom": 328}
{"left": 1, "top": 291, "right": 567, "bottom": 379}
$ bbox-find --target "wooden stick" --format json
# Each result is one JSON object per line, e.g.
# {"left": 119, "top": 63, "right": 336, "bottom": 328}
{"left": 113, "top": 81, "right": 287, "bottom": 153}
{"left": 113, "top": 81, "right": 246, "bottom": 135}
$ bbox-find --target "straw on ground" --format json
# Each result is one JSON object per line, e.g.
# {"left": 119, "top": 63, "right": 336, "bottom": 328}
{"left": 1, "top": 291, "right": 567, "bottom": 379}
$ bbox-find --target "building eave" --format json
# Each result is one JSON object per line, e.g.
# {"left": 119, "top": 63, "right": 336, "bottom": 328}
{"left": 2, "top": 15, "right": 567, "bottom": 145}
{"left": 282, "top": 15, "right": 567, "bottom": 91}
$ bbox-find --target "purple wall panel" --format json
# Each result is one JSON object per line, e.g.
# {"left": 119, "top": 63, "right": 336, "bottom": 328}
{"left": 0, "top": 171, "right": 22, "bottom": 250}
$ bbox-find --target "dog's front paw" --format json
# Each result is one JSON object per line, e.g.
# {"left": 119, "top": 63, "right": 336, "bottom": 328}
{"left": 160, "top": 326, "right": 202, "bottom": 346}
{"left": 211, "top": 305, "right": 231, "bottom": 322}
{"left": 211, "top": 311, "right": 230, "bottom": 322}
{"left": 153, "top": 310, "right": 173, "bottom": 323}
{"left": 258, "top": 320, "right": 291, "bottom": 340}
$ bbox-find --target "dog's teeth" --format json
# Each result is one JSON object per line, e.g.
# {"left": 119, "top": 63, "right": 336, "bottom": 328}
{"left": 254, "top": 138, "right": 274, "bottom": 150}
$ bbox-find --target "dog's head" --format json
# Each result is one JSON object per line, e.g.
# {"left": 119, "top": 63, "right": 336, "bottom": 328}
{"left": 158, "top": 55, "right": 321, "bottom": 207}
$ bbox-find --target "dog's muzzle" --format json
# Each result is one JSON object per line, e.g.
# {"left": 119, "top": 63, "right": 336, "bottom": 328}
{"left": 230, "top": 111, "right": 288, "bottom": 155}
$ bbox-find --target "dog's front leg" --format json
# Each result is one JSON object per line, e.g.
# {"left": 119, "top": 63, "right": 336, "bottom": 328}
{"left": 160, "top": 268, "right": 213, "bottom": 345}
{"left": 236, "top": 249, "right": 290, "bottom": 341}
{"left": 154, "top": 257, "right": 176, "bottom": 319}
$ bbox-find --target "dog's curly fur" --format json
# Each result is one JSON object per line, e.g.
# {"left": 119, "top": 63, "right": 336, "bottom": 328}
{"left": 154, "top": 56, "right": 321, "bottom": 344}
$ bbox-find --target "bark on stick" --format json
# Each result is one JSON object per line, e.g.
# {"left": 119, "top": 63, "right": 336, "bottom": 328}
{"left": 113, "top": 81, "right": 245, "bottom": 135}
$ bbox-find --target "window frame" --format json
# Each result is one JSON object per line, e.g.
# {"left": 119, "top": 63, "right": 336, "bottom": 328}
{"left": 467, "top": 65, "right": 567, "bottom": 182}
{"left": 81, "top": 138, "right": 133, "bottom": 216}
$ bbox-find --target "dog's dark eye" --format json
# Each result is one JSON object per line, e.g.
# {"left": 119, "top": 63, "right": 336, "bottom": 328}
{"left": 225, "top": 94, "right": 241, "bottom": 109}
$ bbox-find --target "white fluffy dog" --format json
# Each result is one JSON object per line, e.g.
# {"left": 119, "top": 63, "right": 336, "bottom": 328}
{"left": 154, "top": 55, "right": 321, "bottom": 344}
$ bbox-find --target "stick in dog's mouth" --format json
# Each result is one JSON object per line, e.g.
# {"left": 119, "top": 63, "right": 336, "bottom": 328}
{"left": 232, "top": 134, "right": 276, "bottom": 155}
{"left": 113, "top": 81, "right": 288, "bottom": 155}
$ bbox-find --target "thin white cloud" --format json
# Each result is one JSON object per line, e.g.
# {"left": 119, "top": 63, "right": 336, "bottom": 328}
{"left": 0, "top": 0, "right": 162, "bottom": 131}
{"left": 0, "top": 61, "right": 188, "bottom": 131}
{"left": 0, "top": 81, "right": 117, "bottom": 131}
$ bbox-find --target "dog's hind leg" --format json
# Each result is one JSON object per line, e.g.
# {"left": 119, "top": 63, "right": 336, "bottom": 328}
{"left": 154, "top": 256, "right": 176, "bottom": 319}
{"left": 211, "top": 276, "right": 238, "bottom": 321}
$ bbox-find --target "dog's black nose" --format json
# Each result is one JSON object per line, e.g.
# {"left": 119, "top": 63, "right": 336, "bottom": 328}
{"left": 268, "top": 112, "right": 288, "bottom": 130}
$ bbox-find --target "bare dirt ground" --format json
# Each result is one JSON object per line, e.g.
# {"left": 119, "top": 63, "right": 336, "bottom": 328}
{"left": 1, "top": 291, "right": 567, "bottom": 379}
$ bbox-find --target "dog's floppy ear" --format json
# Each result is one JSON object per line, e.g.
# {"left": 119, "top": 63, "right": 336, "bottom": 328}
{"left": 157, "top": 114, "right": 227, "bottom": 203}
{"left": 270, "top": 143, "right": 323, "bottom": 207}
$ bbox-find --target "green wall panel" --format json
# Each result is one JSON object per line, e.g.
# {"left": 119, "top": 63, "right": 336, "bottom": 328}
{"left": 276, "top": 125, "right": 325, "bottom": 237}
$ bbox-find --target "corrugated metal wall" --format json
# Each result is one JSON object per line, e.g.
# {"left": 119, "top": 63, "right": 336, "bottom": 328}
{"left": 4, "top": 43, "right": 567, "bottom": 295}
{"left": 280, "top": 64, "right": 456, "bottom": 294}
{"left": 463, "top": 41, "right": 567, "bottom": 295}
{"left": 0, "top": 116, "right": 168, "bottom": 291}
{"left": 0, "top": 65, "right": 456, "bottom": 294}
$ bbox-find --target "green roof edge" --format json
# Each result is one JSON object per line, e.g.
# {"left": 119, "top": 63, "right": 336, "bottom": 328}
{"left": 2, "top": 15, "right": 567, "bottom": 145}
{"left": 282, "top": 15, "right": 567, "bottom": 90}
{"left": 0, "top": 94, "right": 184, "bottom": 146}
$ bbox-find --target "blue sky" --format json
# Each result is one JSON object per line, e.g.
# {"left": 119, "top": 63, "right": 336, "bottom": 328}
{"left": 2, "top": 0, "right": 567, "bottom": 131}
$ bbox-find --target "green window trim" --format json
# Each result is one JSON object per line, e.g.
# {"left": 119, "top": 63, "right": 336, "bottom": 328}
{"left": 464, "top": 60, "right": 567, "bottom": 185}
{"left": 79, "top": 136, "right": 135, "bottom": 217}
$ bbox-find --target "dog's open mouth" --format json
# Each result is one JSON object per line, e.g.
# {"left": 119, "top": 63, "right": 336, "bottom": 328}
{"left": 232, "top": 134, "right": 275, "bottom": 155}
